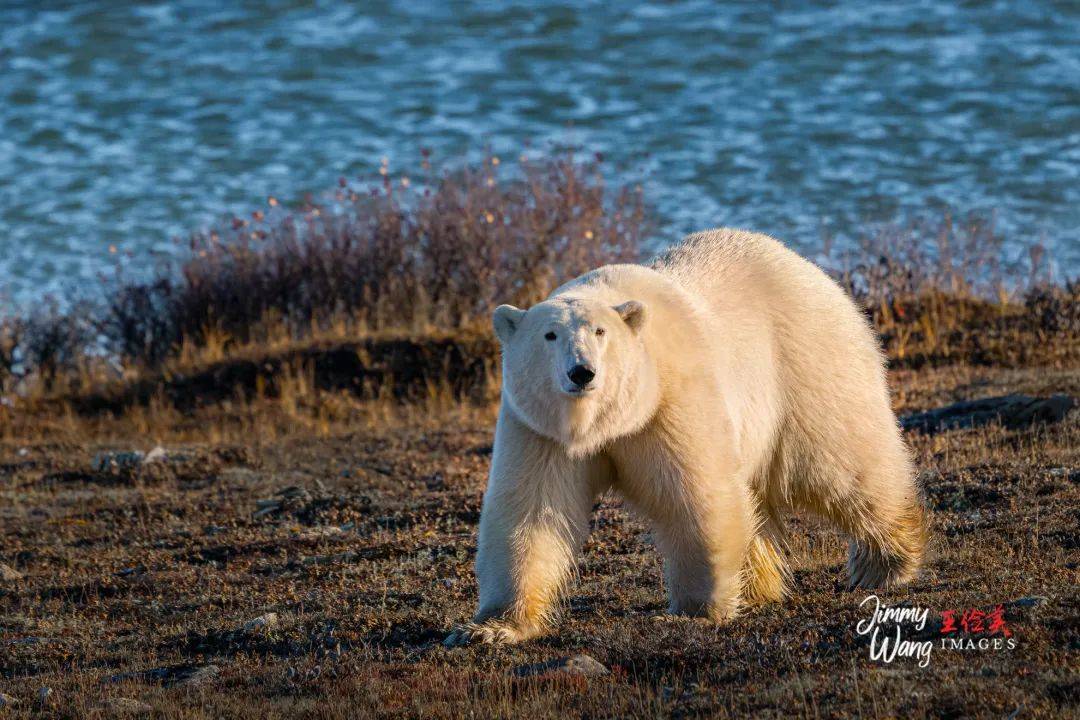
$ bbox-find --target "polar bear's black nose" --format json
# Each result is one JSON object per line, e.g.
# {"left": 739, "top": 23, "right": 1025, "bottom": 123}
{"left": 568, "top": 364, "right": 595, "bottom": 388}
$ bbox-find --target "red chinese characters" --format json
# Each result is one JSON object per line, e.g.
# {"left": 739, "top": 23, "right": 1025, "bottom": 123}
{"left": 939, "top": 605, "right": 1012, "bottom": 637}
{"left": 986, "top": 604, "right": 1013, "bottom": 637}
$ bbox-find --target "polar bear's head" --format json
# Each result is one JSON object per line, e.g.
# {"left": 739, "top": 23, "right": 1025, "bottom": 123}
{"left": 493, "top": 295, "right": 658, "bottom": 455}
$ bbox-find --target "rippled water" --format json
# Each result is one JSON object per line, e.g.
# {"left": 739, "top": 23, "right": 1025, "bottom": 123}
{"left": 2, "top": 1, "right": 1077, "bottom": 306}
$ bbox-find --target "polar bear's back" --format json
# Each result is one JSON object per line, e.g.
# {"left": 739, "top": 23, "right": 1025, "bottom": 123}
{"left": 652, "top": 228, "right": 904, "bottom": 498}
{"left": 652, "top": 228, "right": 882, "bottom": 370}
{"left": 652, "top": 228, "right": 844, "bottom": 312}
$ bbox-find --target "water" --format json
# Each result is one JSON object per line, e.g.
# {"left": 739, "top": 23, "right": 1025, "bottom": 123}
{"left": 2, "top": 0, "right": 1078, "bottom": 307}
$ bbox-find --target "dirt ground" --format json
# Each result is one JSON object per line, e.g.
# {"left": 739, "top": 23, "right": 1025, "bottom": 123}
{"left": 1, "top": 362, "right": 1077, "bottom": 718}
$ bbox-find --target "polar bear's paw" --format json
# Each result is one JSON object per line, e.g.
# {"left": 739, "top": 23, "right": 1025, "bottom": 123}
{"left": 666, "top": 595, "right": 741, "bottom": 623}
{"left": 443, "top": 619, "right": 536, "bottom": 647}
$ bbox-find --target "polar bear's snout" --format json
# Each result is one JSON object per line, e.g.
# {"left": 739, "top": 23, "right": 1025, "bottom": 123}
{"left": 567, "top": 364, "right": 595, "bottom": 389}
{"left": 558, "top": 326, "right": 603, "bottom": 396}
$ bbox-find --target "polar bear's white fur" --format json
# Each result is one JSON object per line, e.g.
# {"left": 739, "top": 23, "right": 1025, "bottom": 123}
{"left": 445, "top": 228, "right": 928, "bottom": 645}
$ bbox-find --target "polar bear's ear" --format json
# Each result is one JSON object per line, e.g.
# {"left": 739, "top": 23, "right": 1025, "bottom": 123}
{"left": 614, "top": 300, "right": 646, "bottom": 333}
{"left": 493, "top": 304, "right": 526, "bottom": 343}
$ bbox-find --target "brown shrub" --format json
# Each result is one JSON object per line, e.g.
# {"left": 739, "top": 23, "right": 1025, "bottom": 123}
{"left": 828, "top": 211, "right": 1051, "bottom": 311}
{"left": 100, "top": 150, "right": 646, "bottom": 370}
{"left": 1, "top": 154, "right": 1075, "bottom": 408}
{"left": 821, "top": 212, "right": 1074, "bottom": 368}
{"left": 18, "top": 300, "right": 96, "bottom": 391}
{"left": 0, "top": 316, "right": 23, "bottom": 394}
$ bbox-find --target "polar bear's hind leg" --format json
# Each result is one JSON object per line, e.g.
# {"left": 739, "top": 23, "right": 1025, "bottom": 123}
{"left": 742, "top": 509, "right": 789, "bottom": 605}
{"left": 846, "top": 495, "right": 928, "bottom": 589}
{"left": 803, "top": 453, "right": 928, "bottom": 590}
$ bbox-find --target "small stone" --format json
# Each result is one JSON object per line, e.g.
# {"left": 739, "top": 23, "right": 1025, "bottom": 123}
{"left": 253, "top": 498, "right": 282, "bottom": 518}
{"left": 9, "top": 636, "right": 40, "bottom": 645}
{"left": 94, "top": 697, "right": 152, "bottom": 716}
{"left": 0, "top": 563, "right": 22, "bottom": 581}
{"left": 1046, "top": 467, "right": 1079, "bottom": 482}
{"left": 93, "top": 451, "right": 145, "bottom": 472}
{"left": 558, "top": 654, "right": 610, "bottom": 677}
{"left": 240, "top": 613, "right": 279, "bottom": 633}
{"left": 901, "top": 393, "right": 1075, "bottom": 434}
{"left": 513, "top": 654, "right": 609, "bottom": 678}
{"left": 174, "top": 664, "right": 219, "bottom": 686}
{"left": 304, "top": 525, "right": 343, "bottom": 538}
{"left": 0, "top": 693, "right": 17, "bottom": 707}
{"left": 1010, "top": 595, "right": 1049, "bottom": 606}
{"left": 142, "top": 446, "right": 168, "bottom": 464}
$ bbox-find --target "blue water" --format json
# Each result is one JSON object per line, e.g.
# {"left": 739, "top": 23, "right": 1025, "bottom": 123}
{"left": 1, "top": 1, "right": 1078, "bottom": 307}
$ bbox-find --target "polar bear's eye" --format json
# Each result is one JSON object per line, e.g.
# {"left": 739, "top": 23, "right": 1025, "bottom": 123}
{"left": 595, "top": 327, "right": 605, "bottom": 337}
{"left": 544, "top": 332, "right": 556, "bottom": 341}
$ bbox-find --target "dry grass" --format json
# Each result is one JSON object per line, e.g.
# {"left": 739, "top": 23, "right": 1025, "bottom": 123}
{"left": 0, "top": 361, "right": 1076, "bottom": 718}
{"left": 0, "top": 264, "right": 1076, "bottom": 720}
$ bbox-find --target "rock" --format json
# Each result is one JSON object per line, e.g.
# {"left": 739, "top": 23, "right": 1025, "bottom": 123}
{"left": 253, "top": 486, "right": 314, "bottom": 518}
{"left": 1005, "top": 595, "right": 1051, "bottom": 620}
{"left": 1047, "top": 467, "right": 1080, "bottom": 482}
{"left": 900, "top": 394, "right": 1075, "bottom": 434}
{"left": 9, "top": 637, "right": 41, "bottom": 645}
{"left": 253, "top": 499, "right": 281, "bottom": 518}
{"left": 93, "top": 451, "right": 145, "bottom": 472}
{"left": 0, "top": 563, "right": 22, "bottom": 581}
{"left": 93, "top": 697, "right": 152, "bottom": 716}
{"left": 174, "top": 664, "right": 219, "bottom": 686}
{"left": 0, "top": 693, "right": 17, "bottom": 707}
{"left": 512, "top": 654, "right": 610, "bottom": 678}
{"left": 94, "top": 446, "right": 189, "bottom": 470}
{"left": 1009, "top": 595, "right": 1049, "bottom": 607}
{"left": 37, "top": 687, "right": 52, "bottom": 706}
{"left": 142, "top": 446, "right": 168, "bottom": 464}
{"left": 278, "top": 485, "right": 313, "bottom": 500}
{"left": 240, "top": 613, "right": 279, "bottom": 633}
{"left": 107, "top": 663, "right": 219, "bottom": 688}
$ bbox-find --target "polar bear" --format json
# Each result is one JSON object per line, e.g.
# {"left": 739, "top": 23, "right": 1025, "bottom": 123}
{"left": 445, "top": 228, "right": 928, "bottom": 645}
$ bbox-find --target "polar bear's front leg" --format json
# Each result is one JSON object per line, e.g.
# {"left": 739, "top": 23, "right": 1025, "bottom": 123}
{"left": 445, "top": 411, "right": 602, "bottom": 646}
{"left": 652, "top": 508, "right": 746, "bottom": 622}
{"left": 612, "top": 417, "right": 751, "bottom": 623}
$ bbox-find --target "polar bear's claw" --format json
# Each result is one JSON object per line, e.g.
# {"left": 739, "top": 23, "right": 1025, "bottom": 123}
{"left": 443, "top": 620, "right": 528, "bottom": 647}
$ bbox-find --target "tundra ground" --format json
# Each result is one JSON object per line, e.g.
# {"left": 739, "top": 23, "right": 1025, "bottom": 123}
{"left": 0, "top": 358, "right": 1076, "bottom": 719}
